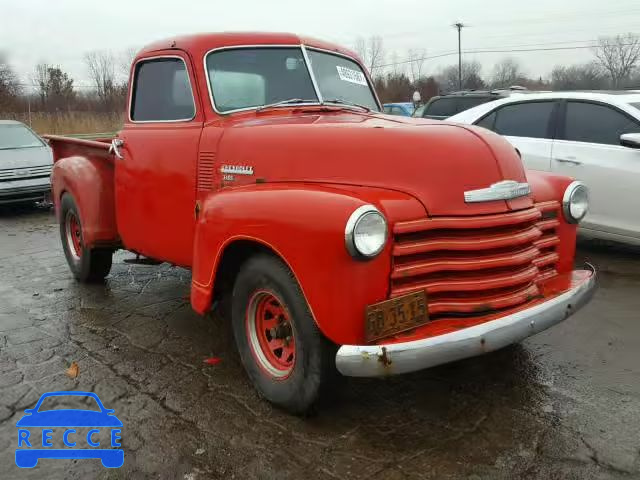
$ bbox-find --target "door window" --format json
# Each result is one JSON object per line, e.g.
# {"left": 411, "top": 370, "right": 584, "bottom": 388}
{"left": 491, "top": 101, "right": 555, "bottom": 139}
{"left": 564, "top": 101, "right": 640, "bottom": 145}
{"left": 131, "top": 58, "right": 196, "bottom": 122}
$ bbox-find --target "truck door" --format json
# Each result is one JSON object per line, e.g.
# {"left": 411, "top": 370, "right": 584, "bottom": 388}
{"left": 115, "top": 52, "right": 204, "bottom": 266}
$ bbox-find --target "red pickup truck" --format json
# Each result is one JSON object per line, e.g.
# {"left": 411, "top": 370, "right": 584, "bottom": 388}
{"left": 46, "top": 32, "right": 596, "bottom": 413}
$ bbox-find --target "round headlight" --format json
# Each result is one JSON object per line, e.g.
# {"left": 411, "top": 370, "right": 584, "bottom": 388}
{"left": 345, "top": 205, "right": 387, "bottom": 258}
{"left": 562, "top": 181, "right": 589, "bottom": 224}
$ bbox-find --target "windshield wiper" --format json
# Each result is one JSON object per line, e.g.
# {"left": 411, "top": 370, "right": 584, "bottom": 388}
{"left": 322, "top": 99, "right": 371, "bottom": 112}
{"left": 256, "top": 98, "right": 316, "bottom": 112}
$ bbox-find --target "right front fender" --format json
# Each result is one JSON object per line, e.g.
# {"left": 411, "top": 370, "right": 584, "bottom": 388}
{"left": 190, "top": 183, "right": 424, "bottom": 346}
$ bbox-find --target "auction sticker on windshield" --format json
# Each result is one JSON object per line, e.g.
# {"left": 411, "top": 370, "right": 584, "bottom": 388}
{"left": 336, "top": 66, "right": 368, "bottom": 86}
{"left": 15, "top": 391, "right": 124, "bottom": 469}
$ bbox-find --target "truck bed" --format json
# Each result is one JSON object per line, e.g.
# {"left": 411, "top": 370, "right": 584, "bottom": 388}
{"left": 44, "top": 134, "right": 114, "bottom": 164}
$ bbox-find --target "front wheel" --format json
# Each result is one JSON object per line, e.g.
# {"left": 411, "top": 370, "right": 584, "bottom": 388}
{"left": 231, "top": 254, "right": 334, "bottom": 414}
{"left": 60, "top": 193, "right": 112, "bottom": 282}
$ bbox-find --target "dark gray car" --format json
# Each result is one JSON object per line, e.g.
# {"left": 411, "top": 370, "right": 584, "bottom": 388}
{"left": 0, "top": 120, "right": 53, "bottom": 205}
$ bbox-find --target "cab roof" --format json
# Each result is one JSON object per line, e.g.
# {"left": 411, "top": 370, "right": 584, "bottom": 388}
{"left": 138, "top": 32, "right": 361, "bottom": 63}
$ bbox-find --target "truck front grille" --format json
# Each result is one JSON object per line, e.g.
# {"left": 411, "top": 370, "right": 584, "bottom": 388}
{"left": 391, "top": 202, "right": 561, "bottom": 318}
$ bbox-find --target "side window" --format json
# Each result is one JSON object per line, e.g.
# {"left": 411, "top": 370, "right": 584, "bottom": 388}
{"left": 425, "top": 98, "right": 458, "bottom": 117}
{"left": 564, "top": 102, "right": 640, "bottom": 145}
{"left": 383, "top": 106, "right": 393, "bottom": 114}
{"left": 492, "top": 102, "right": 555, "bottom": 139}
{"left": 131, "top": 58, "right": 195, "bottom": 122}
{"left": 476, "top": 111, "right": 497, "bottom": 130}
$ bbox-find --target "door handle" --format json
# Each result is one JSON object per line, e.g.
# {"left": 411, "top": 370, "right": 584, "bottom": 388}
{"left": 109, "top": 138, "right": 125, "bottom": 159}
{"left": 554, "top": 157, "right": 581, "bottom": 165}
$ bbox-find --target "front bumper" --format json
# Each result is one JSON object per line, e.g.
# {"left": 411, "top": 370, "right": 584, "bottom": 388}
{"left": 0, "top": 178, "right": 50, "bottom": 204}
{"left": 335, "top": 267, "right": 596, "bottom": 377}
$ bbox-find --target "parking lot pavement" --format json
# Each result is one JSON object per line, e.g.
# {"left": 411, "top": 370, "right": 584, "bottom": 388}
{"left": 0, "top": 206, "right": 639, "bottom": 480}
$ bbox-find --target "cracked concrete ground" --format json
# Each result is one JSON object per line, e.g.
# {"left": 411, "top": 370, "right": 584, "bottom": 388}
{"left": 1, "top": 205, "right": 639, "bottom": 480}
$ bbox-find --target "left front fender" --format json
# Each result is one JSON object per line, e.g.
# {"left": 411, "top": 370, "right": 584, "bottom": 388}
{"left": 190, "top": 183, "right": 424, "bottom": 345}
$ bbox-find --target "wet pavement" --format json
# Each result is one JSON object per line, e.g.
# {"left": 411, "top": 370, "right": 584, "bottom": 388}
{"left": 1, "top": 206, "right": 639, "bottom": 480}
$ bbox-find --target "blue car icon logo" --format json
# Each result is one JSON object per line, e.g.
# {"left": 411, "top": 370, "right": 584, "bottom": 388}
{"left": 15, "top": 391, "right": 123, "bottom": 468}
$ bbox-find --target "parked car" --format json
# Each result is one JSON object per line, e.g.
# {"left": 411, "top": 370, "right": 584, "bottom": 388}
{"left": 413, "top": 87, "right": 542, "bottom": 120}
{"left": 46, "top": 33, "right": 595, "bottom": 414}
{"left": 383, "top": 102, "right": 415, "bottom": 116}
{"left": 0, "top": 120, "right": 53, "bottom": 205}
{"left": 448, "top": 91, "right": 640, "bottom": 246}
{"left": 412, "top": 90, "right": 508, "bottom": 120}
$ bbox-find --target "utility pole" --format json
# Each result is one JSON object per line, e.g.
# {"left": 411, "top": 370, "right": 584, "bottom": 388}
{"left": 453, "top": 22, "right": 465, "bottom": 90}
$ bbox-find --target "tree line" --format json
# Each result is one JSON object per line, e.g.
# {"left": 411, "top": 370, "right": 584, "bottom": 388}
{"left": 1, "top": 34, "right": 640, "bottom": 114}
{"left": 360, "top": 33, "right": 640, "bottom": 102}
{"left": 0, "top": 49, "right": 134, "bottom": 114}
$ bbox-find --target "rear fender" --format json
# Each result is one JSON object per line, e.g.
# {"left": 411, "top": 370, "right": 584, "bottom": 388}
{"left": 51, "top": 155, "right": 119, "bottom": 248}
{"left": 191, "top": 183, "right": 424, "bottom": 345}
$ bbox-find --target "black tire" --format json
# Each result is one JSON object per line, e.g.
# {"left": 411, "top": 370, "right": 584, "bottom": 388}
{"left": 231, "top": 254, "right": 334, "bottom": 414}
{"left": 59, "top": 193, "right": 112, "bottom": 282}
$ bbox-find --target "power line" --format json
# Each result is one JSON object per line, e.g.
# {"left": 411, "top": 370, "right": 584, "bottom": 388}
{"left": 17, "top": 83, "right": 98, "bottom": 89}
{"left": 373, "top": 40, "right": 639, "bottom": 69}
{"left": 378, "top": 5, "right": 640, "bottom": 40}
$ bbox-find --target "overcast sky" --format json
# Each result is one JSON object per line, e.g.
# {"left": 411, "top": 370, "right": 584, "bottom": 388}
{"left": 2, "top": 0, "right": 639, "bottom": 88}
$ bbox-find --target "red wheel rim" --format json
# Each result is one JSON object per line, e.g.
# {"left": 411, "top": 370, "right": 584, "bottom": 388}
{"left": 65, "top": 211, "right": 83, "bottom": 259}
{"left": 246, "top": 291, "right": 296, "bottom": 378}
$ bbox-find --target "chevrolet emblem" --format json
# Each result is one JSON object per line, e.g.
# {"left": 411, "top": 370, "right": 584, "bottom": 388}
{"left": 464, "top": 180, "right": 530, "bottom": 203}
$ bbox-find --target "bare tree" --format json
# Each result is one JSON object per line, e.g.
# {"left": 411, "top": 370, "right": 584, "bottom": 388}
{"left": 550, "top": 62, "right": 607, "bottom": 90}
{"left": 355, "top": 36, "right": 385, "bottom": 77}
{"left": 119, "top": 46, "right": 138, "bottom": 80}
{"left": 593, "top": 33, "right": 640, "bottom": 88}
{"left": 491, "top": 57, "right": 524, "bottom": 88}
{"left": 85, "top": 50, "right": 118, "bottom": 110}
{"left": 438, "top": 61, "right": 485, "bottom": 92}
{"left": 414, "top": 76, "right": 440, "bottom": 102}
{"left": 408, "top": 49, "right": 427, "bottom": 83}
{"left": 0, "top": 52, "right": 21, "bottom": 110}
{"left": 32, "top": 63, "right": 75, "bottom": 111}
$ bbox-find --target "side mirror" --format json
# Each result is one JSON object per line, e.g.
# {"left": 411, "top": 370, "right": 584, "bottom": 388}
{"left": 23, "top": 409, "right": 34, "bottom": 415}
{"left": 620, "top": 133, "right": 640, "bottom": 149}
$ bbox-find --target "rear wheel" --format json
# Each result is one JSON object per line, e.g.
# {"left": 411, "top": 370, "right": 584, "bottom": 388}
{"left": 60, "top": 193, "right": 112, "bottom": 282}
{"left": 231, "top": 254, "right": 334, "bottom": 414}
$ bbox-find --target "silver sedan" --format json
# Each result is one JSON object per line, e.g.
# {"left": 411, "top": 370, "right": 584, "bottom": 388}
{"left": 0, "top": 120, "right": 53, "bottom": 205}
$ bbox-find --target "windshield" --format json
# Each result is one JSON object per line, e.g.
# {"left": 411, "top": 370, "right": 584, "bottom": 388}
{"left": 412, "top": 104, "right": 426, "bottom": 117}
{"left": 205, "top": 47, "right": 379, "bottom": 113}
{"left": 0, "top": 124, "right": 44, "bottom": 150}
{"left": 305, "top": 49, "right": 379, "bottom": 110}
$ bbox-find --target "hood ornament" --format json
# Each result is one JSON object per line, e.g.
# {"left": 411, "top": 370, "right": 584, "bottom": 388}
{"left": 464, "top": 180, "right": 530, "bottom": 203}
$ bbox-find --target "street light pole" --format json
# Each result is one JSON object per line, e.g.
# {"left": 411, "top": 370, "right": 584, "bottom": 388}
{"left": 453, "top": 22, "right": 465, "bottom": 90}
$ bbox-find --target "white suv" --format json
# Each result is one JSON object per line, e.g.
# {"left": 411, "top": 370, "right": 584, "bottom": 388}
{"left": 448, "top": 91, "right": 640, "bottom": 246}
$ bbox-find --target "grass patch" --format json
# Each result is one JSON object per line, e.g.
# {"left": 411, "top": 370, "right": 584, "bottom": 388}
{"left": 2, "top": 112, "right": 123, "bottom": 135}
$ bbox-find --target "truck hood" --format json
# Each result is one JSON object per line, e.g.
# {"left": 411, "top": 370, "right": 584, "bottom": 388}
{"left": 217, "top": 111, "right": 532, "bottom": 216}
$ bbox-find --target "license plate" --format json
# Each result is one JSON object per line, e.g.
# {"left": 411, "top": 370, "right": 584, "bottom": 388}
{"left": 365, "top": 291, "right": 429, "bottom": 342}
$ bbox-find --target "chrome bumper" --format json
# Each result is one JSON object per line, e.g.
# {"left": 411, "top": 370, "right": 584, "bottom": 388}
{"left": 335, "top": 267, "right": 596, "bottom": 377}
